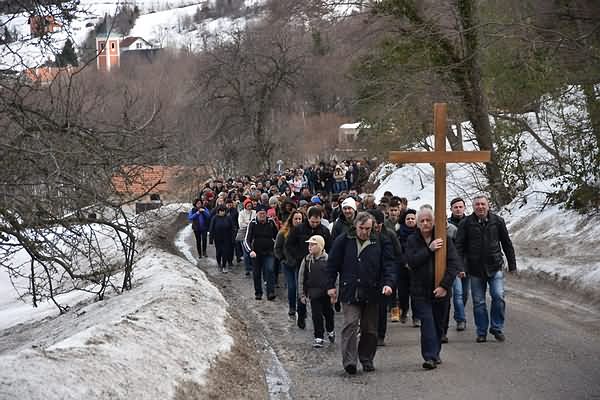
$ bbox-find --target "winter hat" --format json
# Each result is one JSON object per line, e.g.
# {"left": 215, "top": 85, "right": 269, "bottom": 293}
{"left": 341, "top": 197, "right": 357, "bottom": 211}
{"left": 310, "top": 195, "right": 321, "bottom": 204}
{"left": 243, "top": 198, "right": 253, "bottom": 209}
{"left": 305, "top": 235, "right": 325, "bottom": 252}
{"left": 255, "top": 203, "right": 268, "bottom": 213}
{"left": 367, "top": 209, "right": 385, "bottom": 225}
{"left": 403, "top": 208, "right": 417, "bottom": 224}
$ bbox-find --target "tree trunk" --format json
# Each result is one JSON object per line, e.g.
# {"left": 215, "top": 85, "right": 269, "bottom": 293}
{"left": 457, "top": 0, "right": 512, "bottom": 207}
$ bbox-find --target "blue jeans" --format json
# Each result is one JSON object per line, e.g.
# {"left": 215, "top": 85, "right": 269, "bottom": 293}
{"left": 252, "top": 254, "right": 275, "bottom": 297}
{"left": 471, "top": 271, "right": 505, "bottom": 337}
{"left": 282, "top": 263, "right": 307, "bottom": 317}
{"left": 452, "top": 276, "right": 470, "bottom": 323}
{"left": 238, "top": 241, "right": 252, "bottom": 273}
{"left": 412, "top": 298, "right": 449, "bottom": 362}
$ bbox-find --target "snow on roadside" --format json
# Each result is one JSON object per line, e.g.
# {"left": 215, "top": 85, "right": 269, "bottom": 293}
{"left": 0, "top": 205, "right": 233, "bottom": 399}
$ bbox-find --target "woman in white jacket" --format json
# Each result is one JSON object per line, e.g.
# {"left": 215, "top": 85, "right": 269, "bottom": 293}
{"left": 237, "top": 198, "right": 257, "bottom": 276}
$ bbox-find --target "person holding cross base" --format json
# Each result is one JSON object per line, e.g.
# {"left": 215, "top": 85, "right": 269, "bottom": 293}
{"left": 406, "top": 207, "right": 461, "bottom": 369}
{"left": 455, "top": 195, "right": 517, "bottom": 343}
{"left": 326, "top": 212, "right": 396, "bottom": 375}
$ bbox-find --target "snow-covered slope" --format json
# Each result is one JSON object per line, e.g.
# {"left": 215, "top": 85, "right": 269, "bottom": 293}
{"left": 0, "top": 0, "right": 266, "bottom": 70}
{"left": 0, "top": 205, "right": 233, "bottom": 399}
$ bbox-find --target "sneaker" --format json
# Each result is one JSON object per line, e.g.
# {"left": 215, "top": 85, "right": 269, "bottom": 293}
{"left": 456, "top": 321, "right": 466, "bottom": 331}
{"left": 476, "top": 335, "right": 487, "bottom": 343}
{"left": 422, "top": 360, "right": 437, "bottom": 370}
{"left": 327, "top": 331, "right": 335, "bottom": 343}
{"left": 313, "top": 338, "right": 324, "bottom": 348}
{"left": 288, "top": 310, "right": 296, "bottom": 317}
{"left": 221, "top": 267, "right": 228, "bottom": 274}
{"left": 492, "top": 331, "right": 505, "bottom": 342}
{"left": 441, "top": 335, "right": 448, "bottom": 344}
{"left": 297, "top": 315, "right": 306, "bottom": 330}
{"left": 434, "top": 358, "right": 442, "bottom": 365}
{"left": 390, "top": 307, "right": 400, "bottom": 322}
{"left": 362, "top": 364, "right": 375, "bottom": 372}
{"left": 376, "top": 337, "right": 385, "bottom": 346}
{"left": 413, "top": 318, "right": 421, "bottom": 327}
{"left": 344, "top": 364, "right": 357, "bottom": 375}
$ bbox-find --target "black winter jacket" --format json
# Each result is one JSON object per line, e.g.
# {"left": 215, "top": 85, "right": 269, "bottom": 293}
{"left": 326, "top": 231, "right": 396, "bottom": 304}
{"left": 405, "top": 228, "right": 461, "bottom": 301}
{"left": 243, "top": 218, "right": 278, "bottom": 256}
{"left": 285, "top": 222, "right": 332, "bottom": 270}
{"left": 454, "top": 212, "right": 517, "bottom": 278}
{"left": 298, "top": 253, "right": 330, "bottom": 299}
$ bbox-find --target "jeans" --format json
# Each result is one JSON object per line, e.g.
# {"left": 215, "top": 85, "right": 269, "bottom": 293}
{"left": 412, "top": 298, "right": 449, "bottom": 362}
{"left": 239, "top": 241, "right": 252, "bottom": 273}
{"left": 252, "top": 254, "right": 275, "bottom": 297}
{"left": 283, "top": 263, "right": 306, "bottom": 317}
{"left": 471, "top": 271, "right": 505, "bottom": 337}
{"left": 452, "top": 276, "right": 470, "bottom": 323}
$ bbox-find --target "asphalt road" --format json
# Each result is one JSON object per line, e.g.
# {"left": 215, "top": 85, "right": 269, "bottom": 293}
{"left": 191, "top": 238, "right": 600, "bottom": 400}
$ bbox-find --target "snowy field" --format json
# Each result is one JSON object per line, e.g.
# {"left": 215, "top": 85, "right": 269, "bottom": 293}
{"left": 0, "top": 204, "right": 233, "bottom": 399}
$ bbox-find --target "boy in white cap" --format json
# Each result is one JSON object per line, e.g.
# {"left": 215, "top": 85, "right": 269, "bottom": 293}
{"left": 298, "top": 235, "right": 335, "bottom": 348}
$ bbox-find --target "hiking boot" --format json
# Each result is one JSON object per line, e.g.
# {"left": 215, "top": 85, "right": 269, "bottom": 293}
{"left": 456, "top": 321, "right": 466, "bottom": 331}
{"left": 376, "top": 337, "right": 385, "bottom": 346}
{"left": 390, "top": 306, "right": 401, "bottom": 322}
{"left": 327, "top": 331, "right": 336, "bottom": 343}
{"left": 313, "top": 338, "right": 324, "bottom": 348}
{"left": 422, "top": 360, "right": 437, "bottom": 370}
{"left": 441, "top": 335, "right": 448, "bottom": 344}
{"left": 413, "top": 318, "right": 421, "bottom": 327}
{"left": 297, "top": 315, "right": 306, "bottom": 330}
{"left": 476, "top": 335, "right": 487, "bottom": 343}
{"left": 344, "top": 364, "right": 357, "bottom": 375}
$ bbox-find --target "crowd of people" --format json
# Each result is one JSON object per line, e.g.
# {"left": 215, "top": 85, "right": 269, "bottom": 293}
{"left": 187, "top": 162, "right": 518, "bottom": 374}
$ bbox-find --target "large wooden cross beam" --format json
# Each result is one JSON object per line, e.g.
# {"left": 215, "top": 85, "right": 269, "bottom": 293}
{"left": 389, "top": 103, "right": 491, "bottom": 286}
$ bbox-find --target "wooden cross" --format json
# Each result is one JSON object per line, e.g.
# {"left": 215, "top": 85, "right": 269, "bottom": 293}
{"left": 389, "top": 103, "right": 491, "bottom": 286}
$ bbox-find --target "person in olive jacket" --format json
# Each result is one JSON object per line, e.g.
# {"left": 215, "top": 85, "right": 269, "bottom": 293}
{"left": 326, "top": 212, "right": 396, "bottom": 375}
{"left": 454, "top": 195, "right": 517, "bottom": 344}
{"left": 406, "top": 207, "right": 460, "bottom": 370}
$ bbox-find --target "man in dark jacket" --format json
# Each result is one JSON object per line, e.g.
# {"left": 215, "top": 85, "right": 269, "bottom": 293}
{"left": 448, "top": 197, "right": 469, "bottom": 332}
{"left": 244, "top": 204, "right": 279, "bottom": 300}
{"left": 285, "top": 206, "right": 332, "bottom": 328}
{"left": 406, "top": 207, "right": 461, "bottom": 369}
{"left": 331, "top": 197, "right": 357, "bottom": 240}
{"left": 326, "top": 212, "right": 396, "bottom": 375}
{"left": 455, "top": 195, "right": 517, "bottom": 343}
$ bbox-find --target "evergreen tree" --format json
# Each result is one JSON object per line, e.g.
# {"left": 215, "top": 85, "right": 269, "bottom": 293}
{"left": 56, "top": 39, "right": 78, "bottom": 67}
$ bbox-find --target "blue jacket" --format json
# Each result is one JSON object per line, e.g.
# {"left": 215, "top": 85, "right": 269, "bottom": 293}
{"left": 188, "top": 207, "right": 211, "bottom": 232}
{"left": 326, "top": 230, "right": 396, "bottom": 304}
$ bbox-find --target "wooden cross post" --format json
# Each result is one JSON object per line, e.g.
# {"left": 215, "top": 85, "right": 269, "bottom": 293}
{"left": 389, "top": 103, "right": 491, "bottom": 286}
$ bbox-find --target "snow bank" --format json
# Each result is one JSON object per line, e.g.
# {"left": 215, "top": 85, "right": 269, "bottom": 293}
{"left": 0, "top": 205, "right": 233, "bottom": 399}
